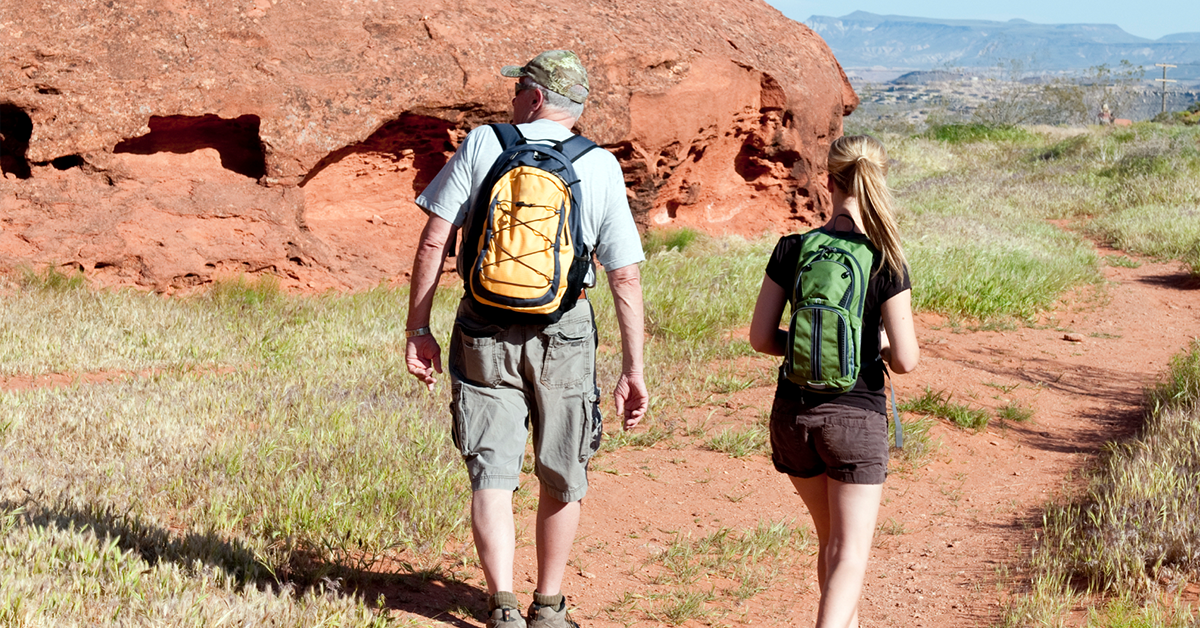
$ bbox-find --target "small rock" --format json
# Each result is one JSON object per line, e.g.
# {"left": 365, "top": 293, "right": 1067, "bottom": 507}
{"left": 1063, "top": 333, "right": 1083, "bottom": 343}
{"left": 581, "top": 571, "right": 596, "bottom": 579}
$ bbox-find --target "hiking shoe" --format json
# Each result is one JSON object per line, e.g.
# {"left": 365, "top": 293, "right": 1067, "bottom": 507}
{"left": 486, "top": 606, "right": 527, "bottom": 628}
{"left": 527, "top": 595, "right": 579, "bottom": 628}
{"left": 486, "top": 592, "right": 527, "bottom": 628}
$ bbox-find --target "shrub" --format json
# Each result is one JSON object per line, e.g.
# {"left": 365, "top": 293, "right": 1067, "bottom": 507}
{"left": 927, "top": 123, "right": 1036, "bottom": 144}
{"left": 643, "top": 227, "right": 703, "bottom": 256}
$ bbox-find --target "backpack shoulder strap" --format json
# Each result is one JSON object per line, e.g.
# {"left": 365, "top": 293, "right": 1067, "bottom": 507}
{"left": 489, "top": 123, "right": 524, "bottom": 150}
{"left": 557, "top": 134, "right": 599, "bottom": 163}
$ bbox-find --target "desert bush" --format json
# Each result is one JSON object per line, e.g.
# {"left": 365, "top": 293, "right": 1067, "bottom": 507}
{"left": 1186, "top": 101, "right": 1200, "bottom": 125}
{"left": 1036, "top": 133, "right": 1091, "bottom": 161}
{"left": 1153, "top": 99, "right": 1200, "bottom": 126}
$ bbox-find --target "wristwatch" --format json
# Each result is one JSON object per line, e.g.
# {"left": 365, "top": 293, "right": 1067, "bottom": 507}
{"left": 405, "top": 326, "right": 431, "bottom": 338}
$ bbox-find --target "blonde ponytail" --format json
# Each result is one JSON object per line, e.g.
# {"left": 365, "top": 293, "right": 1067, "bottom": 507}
{"left": 828, "top": 135, "right": 908, "bottom": 279}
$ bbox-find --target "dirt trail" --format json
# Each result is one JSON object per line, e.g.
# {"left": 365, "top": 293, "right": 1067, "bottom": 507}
{"left": 384, "top": 245, "right": 1200, "bottom": 627}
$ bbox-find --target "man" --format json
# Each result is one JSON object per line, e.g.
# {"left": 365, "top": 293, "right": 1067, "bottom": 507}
{"left": 404, "top": 50, "right": 648, "bottom": 628}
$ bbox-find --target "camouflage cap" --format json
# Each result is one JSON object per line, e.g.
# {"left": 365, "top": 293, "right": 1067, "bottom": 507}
{"left": 500, "top": 50, "right": 590, "bottom": 104}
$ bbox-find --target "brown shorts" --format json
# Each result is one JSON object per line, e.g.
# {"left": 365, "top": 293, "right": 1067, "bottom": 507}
{"left": 769, "top": 399, "right": 888, "bottom": 485}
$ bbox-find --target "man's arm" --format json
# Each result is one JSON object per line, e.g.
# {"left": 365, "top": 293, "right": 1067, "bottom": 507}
{"left": 405, "top": 214, "right": 455, "bottom": 390}
{"left": 606, "top": 263, "right": 647, "bottom": 430}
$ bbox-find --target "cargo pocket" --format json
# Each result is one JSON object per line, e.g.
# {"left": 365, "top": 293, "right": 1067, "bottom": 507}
{"left": 540, "top": 312, "right": 594, "bottom": 389}
{"left": 579, "top": 388, "right": 603, "bottom": 463}
{"left": 822, "top": 415, "right": 886, "bottom": 464}
{"left": 452, "top": 319, "right": 504, "bottom": 387}
{"left": 449, "top": 383, "right": 468, "bottom": 456}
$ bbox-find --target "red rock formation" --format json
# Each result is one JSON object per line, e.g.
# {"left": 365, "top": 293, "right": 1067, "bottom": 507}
{"left": 0, "top": 0, "right": 856, "bottom": 291}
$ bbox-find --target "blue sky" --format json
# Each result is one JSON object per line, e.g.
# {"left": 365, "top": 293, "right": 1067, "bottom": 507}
{"left": 763, "top": 0, "right": 1200, "bottom": 40}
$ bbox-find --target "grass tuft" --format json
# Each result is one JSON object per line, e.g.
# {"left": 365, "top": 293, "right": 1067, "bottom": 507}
{"left": 643, "top": 227, "right": 704, "bottom": 256}
{"left": 629, "top": 520, "right": 812, "bottom": 625}
{"left": 927, "top": 123, "right": 1038, "bottom": 144}
{"left": 900, "top": 388, "right": 991, "bottom": 430}
{"left": 17, "top": 264, "right": 88, "bottom": 292}
{"left": 703, "top": 424, "right": 768, "bottom": 458}
{"left": 996, "top": 402, "right": 1035, "bottom": 423}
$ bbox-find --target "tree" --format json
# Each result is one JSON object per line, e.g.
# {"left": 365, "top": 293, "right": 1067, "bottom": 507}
{"left": 971, "top": 60, "right": 1144, "bottom": 126}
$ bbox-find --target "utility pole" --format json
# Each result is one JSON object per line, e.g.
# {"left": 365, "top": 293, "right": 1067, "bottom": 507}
{"left": 1156, "top": 63, "right": 1177, "bottom": 114}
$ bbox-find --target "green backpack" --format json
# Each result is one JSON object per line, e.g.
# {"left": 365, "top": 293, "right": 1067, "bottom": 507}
{"left": 784, "top": 228, "right": 876, "bottom": 394}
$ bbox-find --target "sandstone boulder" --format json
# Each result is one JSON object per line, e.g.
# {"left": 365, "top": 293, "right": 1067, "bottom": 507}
{"left": 0, "top": 0, "right": 856, "bottom": 291}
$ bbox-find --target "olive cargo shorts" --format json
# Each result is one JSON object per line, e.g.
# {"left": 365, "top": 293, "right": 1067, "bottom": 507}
{"left": 448, "top": 299, "right": 602, "bottom": 503}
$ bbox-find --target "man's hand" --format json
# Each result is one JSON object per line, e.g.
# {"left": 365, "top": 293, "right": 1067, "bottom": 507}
{"left": 613, "top": 371, "right": 648, "bottom": 431}
{"left": 406, "top": 335, "right": 443, "bottom": 391}
{"left": 405, "top": 214, "right": 454, "bottom": 391}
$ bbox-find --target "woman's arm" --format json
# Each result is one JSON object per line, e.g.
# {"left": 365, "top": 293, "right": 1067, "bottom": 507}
{"left": 880, "top": 289, "right": 919, "bottom": 373}
{"left": 749, "top": 275, "right": 788, "bottom": 356}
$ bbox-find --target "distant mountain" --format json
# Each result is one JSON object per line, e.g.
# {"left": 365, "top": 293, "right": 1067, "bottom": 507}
{"left": 1159, "top": 33, "right": 1200, "bottom": 43}
{"left": 807, "top": 11, "right": 1200, "bottom": 76}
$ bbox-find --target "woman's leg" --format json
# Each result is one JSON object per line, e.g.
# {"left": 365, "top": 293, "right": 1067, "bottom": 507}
{"left": 791, "top": 474, "right": 831, "bottom": 593}
{"left": 792, "top": 475, "right": 883, "bottom": 628}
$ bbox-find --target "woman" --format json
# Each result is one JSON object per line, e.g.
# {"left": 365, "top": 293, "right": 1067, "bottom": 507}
{"left": 749, "top": 135, "right": 919, "bottom": 628}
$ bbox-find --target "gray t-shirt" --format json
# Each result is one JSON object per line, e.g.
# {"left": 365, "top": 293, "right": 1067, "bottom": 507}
{"left": 415, "top": 119, "right": 644, "bottom": 286}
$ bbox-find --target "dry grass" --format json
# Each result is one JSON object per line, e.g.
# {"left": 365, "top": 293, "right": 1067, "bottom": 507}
{"left": 1002, "top": 341, "right": 1200, "bottom": 626}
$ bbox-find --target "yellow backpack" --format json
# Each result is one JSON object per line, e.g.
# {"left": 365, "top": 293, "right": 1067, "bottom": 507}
{"left": 461, "top": 124, "right": 597, "bottom": 324}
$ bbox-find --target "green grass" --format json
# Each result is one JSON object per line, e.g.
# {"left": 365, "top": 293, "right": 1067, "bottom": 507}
{"left": 996, "top": 401, "right": 1034, "bottom": 423}
{"left": 888, "top": 133, "right": 1106, "bottom": 325}
{"left": 642, "top": 227, "right": 703, "bottom": 256}
{"left": 892, "top": 414, "right": 937, "bottom": 465}
{"left": 899, "top": 388, "right": 991, "bottom": 430}
{"left": 703, "top": 424, "right": 768, "bottom": 458}
{"left": 891, "top": 124, "right": 1200, "bottom": 320}
{"left": 927, "top": 123, "right": 1039, "bottom": 144}
{"left": 1103, "top": 254, "right": 1142, "bottom": 269}
{"left": 1089, "top": 204, "right": 1200, "bottom": 270}
{"left": 0, "top": 279, "right": 465, "bottom": 623}
{"left": 17, "top": 264, "right": 88, "bottom": 292}
{"left": 590, "top": 234, "right": 769, "bottom": 411}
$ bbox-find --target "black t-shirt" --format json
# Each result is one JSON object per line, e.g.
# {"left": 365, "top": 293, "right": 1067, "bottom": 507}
{"left": 765, "top": 229, "right": 912, "bottom": 414}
